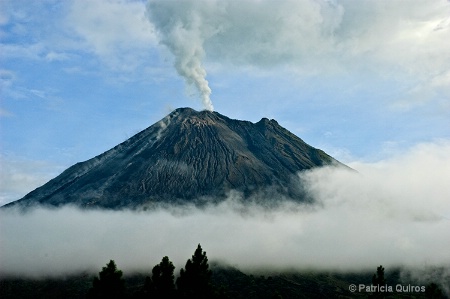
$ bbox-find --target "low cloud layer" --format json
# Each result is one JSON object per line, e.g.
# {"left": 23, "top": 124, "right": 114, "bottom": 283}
{"left": 1, "top": 141, "right": 449, "bottom": 278}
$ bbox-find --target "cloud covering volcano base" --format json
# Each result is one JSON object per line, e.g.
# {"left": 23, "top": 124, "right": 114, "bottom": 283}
{"left": 1, "top": 141, "right": 449, "bottom": 278}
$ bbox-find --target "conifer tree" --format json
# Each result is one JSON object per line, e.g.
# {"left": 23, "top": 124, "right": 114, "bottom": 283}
{"left": 177, "top": 244, "right": 212, "bottom": 299}
{"left": 152, "top": 256, "right": 176, "bottom": 298}
{"left": 425, "top": 282, "right": 444, "bottom": 299}
{"left": 87, "top": 260, "right": 125, "bottom": 299}
{"left": 141, "top": 276, "right": 155, "bottom": 298}
{"left": 141, "top": 256, "right": 176, "bottom": 298}
{"left": 370, "top": 265, "right": 386, "bottom": 299}
{"left": 372, "top": 265, "right": 386, "bottom": 286}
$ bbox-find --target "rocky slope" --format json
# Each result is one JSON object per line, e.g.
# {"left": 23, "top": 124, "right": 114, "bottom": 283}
{"left": 3, "top": 108, "right": 345, "bottom": 209}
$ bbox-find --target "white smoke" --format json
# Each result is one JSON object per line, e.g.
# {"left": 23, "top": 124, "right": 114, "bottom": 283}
{"left": 147, "top": 1, "right": 215, "bottom": 111}
{"left": 146, "top": 0, "right": 450, "bottom": 110}
{"left": 156, "top": 110, "right": 178, "bottom": 141}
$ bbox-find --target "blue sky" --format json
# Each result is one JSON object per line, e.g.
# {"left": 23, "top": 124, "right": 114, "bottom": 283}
{"left": 1, "top": 0, "right": 450, "bottom": 205}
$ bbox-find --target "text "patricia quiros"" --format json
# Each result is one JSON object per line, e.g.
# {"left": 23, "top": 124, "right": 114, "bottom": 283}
{"left": 348, "top": 284, "right": 426, "bottom": 293}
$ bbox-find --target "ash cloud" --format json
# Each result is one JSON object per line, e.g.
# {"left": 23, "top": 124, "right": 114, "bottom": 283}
{"left": 1, "top": 141, "right": 449, "bottom": 279}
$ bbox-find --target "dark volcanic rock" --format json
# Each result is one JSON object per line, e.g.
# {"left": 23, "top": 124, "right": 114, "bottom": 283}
{"left": 3, "top": 108, "right": 345, "bottom": 209}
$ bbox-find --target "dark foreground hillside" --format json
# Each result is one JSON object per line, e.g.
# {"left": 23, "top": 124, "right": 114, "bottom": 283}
{"left": 1, "top": 265, "right": 446, "bottom": 299}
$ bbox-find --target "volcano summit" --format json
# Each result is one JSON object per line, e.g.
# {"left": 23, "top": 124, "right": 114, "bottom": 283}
{"left": 4, "top": 108, "right": 346, "bottom": 209}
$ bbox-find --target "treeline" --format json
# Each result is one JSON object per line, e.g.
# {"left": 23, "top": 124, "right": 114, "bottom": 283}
{"left": 1, "top": 245, "right": 447, "bottom": 299}
{"left": 85, "top": 244, "right": 446, "bottom": 299}
{"left": 87, "top": 244, "right": 223, "bottom": 299}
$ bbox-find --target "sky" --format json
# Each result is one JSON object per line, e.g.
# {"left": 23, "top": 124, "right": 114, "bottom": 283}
{"left": 1, "top": 0, "right": 450, "bottom": 284}
{"left": 1, "top": 0, "right": 450, "bottom": 205}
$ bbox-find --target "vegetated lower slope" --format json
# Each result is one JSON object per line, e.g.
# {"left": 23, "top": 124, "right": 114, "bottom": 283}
{"left": 3, "top": 108, "right": 346, "bottom": 210}
{"left": 1, "top": 266, "right": 445, "bottom": 299}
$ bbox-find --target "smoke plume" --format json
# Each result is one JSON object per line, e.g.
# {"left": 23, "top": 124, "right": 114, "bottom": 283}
{"left": 147, "top": 1, "right": 214, "bottom": 111}
{"left": 146, "top": 0, "right": 450, "bottom": 110}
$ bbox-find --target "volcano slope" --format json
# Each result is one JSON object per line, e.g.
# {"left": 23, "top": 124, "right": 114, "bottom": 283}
{"left": 3, "top": 108, "right": 346, "bottom": 210}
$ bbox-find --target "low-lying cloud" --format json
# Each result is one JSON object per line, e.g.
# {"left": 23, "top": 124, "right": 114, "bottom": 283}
{"left": 1, "top": 141, "right": 449, "bottom": 279}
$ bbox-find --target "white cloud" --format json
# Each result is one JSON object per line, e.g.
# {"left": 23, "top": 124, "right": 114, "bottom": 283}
{"left": 0, "top": 2, "right": 76, "bottom": 68}
{"left": 0, "top": 156, "right": 62, "bottom": 206}
{"left": 44, "top": 51, "right": 71, "bottom": 62}
{"left": 0, "top": 108, "right": 14, "bottom": 118}
{"left": 1, "top": 141, "right": 449, "bottom": 278}
{"left": 1, "top": 0, "right": 161, "bottom": 75}
{"left": 0, "top": 5, "right": 8, "bottom": 24}
{"left": 0, "top": 69, "right": 15, "bottom": 89}
{"left": 0, "top": 43, "right": 46, "bottom": 61}
{"left": 67, "top": 0, "right": 158, "bottom": 71}
{"left": 147, "top": 0, "right": 450, "bottom": 109}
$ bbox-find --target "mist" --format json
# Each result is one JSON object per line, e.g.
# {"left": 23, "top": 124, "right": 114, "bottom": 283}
{"left": 1, "top": 141, "right": 449, "bottom": 279}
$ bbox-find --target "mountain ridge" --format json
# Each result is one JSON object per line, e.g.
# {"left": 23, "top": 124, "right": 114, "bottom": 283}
{"left": 3, "top": 108, "right": 346, "bottom": 210}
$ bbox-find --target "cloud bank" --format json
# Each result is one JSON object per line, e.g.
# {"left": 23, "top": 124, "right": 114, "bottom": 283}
{"left": 1, "top": 141, "right": 449, "bottom": 278}
{"left": 68, "top": 0, "right": 157, "bottom": 72}
{"left": 146, "top": 0, "right": 450, "bottom": 110}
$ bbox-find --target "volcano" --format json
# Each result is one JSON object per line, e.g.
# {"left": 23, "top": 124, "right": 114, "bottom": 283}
{"left": 4, "top": 108, "right": 346, "bottom": 209}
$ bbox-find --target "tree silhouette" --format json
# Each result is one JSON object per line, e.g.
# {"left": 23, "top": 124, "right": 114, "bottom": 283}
{"left": 141, "top": 276, "right": 155, "bottom": 298}
{"left": 142, "top": 256, "right": 176, "bottom": 298}
{"left": 372, "top": 265, "right": 386, "bottom": 286}
{"left": 425, "top": 282, "right": 444, "bottom": 299}
{"left": 177, "top": 244, "right": 212, "bottom": 299}
{"left": 370, "top": 265, "right": 386, "bottom": 299}
{"left": 87, "top": 260, "right": 125, "bottom": 299}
